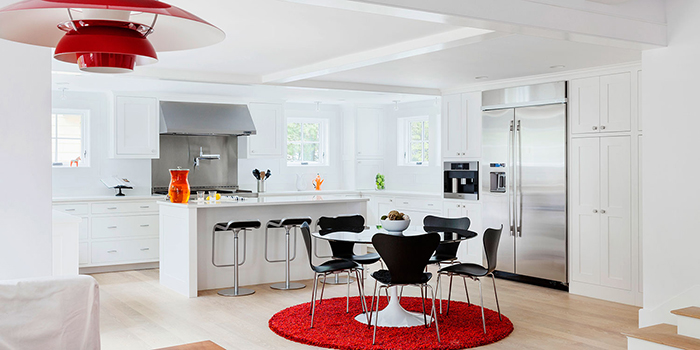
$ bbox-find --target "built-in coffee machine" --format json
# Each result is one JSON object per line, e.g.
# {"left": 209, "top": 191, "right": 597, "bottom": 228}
{"left": 443, "top": 161, "right": 479, "bottom": 200}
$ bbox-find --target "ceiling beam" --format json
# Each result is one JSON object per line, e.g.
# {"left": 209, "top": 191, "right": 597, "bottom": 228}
{"left": 281, "top": 80, "right": 441, "bottom": 96}
{"left": 283, "top": 0, "right": 666, "bottom": 49}
{"left": 262, "top": 28, "right": 503, "bottom": 84}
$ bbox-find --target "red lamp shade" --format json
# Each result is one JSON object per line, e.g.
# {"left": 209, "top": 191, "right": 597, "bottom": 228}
{"left": 0, "top": 0, "right": 224, "bottom": 73}
{"left": 54, "top": 22, "right": 158, "bottom": 73}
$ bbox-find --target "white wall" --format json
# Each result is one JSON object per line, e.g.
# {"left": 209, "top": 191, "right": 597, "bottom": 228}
{"left": 383, "top": 100, "right": 442, "bottom": 193}
{"left": 237, "top": 103, "right": 347, "bottom": 192}
{"left": 0, "top": 40, "right": 53, "bottom": 279}
{"left": 52, "top": 91, "right": 152, "bottom": 197}
{"left": 640, "top": 0, "right": 700, "bottom": 327}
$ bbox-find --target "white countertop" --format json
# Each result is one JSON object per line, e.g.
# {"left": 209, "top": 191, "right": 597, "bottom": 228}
{"left": 158, "top": 194, "right": 368, "bottom": 209}
{"left": 358, "top": 190, "right": 443, "bottom": 198}
{"left": 258, "top": 190, "right": 360, "bottom": 197}
{"left": 53, "top": 195, "right": 165, "bottom": 203}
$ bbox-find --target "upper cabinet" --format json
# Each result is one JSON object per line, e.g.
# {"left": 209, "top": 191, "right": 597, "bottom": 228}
{"left": 441, "top": 92, "right": 481, "bottom": 159}
{"left": 111, "top": 96, "right": 159, "bottom": 159}
{"left": 570, "top": 72, "right": 631, "bottom": 135}
{"left": 356, "top": 107, "right": 384, "bottom": 158}
{"left": 246, "top": 103, "right": 284, "bottom": 158}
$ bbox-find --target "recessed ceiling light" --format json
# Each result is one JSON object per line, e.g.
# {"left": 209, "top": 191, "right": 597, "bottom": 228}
{"left": 550, "top": 65, "right": 566, "bottom": 69}
{"left": 475, "top": 76, "right": 489, "bottom": 80}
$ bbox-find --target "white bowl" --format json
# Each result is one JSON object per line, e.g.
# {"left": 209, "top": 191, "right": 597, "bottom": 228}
{"left": 380, "top": 219, "right": 411, "bottom": 232}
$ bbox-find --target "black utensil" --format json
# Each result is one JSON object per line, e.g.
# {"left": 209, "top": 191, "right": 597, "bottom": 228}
{"left": 265, "top": 169, "right": 271, "bottom": 179}
{"left": 253, "top": 169, "right": 260, "bottom": 180}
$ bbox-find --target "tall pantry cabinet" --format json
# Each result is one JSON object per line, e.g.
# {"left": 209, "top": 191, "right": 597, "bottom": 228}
{"left": 568, "top": 68, "right": 642, "bottom": 306}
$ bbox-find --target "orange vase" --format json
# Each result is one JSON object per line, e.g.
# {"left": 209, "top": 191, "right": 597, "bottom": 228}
{"left": 168, "top": 168, "right": 191, "bottom": 203}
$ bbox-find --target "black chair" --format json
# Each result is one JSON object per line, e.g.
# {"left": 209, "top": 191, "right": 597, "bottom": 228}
{"left": 422, "top": 215, "right": 474, "bottom": 311}
{"left": 264, "top": 217, "right": 312, "bottom": 290}
{"left": 212, "top": 220, "right": 261, "bottom": 297}
{"left": 437, "top": 225, "right": 503, "bottom": 334}
{"left": 300, "top": 222, "right": 368, "bottom": 328}
{"left": 370, "top": 233, "right": 441, "bottom": 345}
{"left": 317, "top": 215, "right": 381, "bottom": 284}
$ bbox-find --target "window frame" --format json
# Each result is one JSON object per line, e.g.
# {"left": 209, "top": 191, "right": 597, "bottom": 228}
{"left": 51, "top": 108, "right": 90, "bottom": 168}
{"left": 286, "top": 117, "right": 329, "bottom": 166}
{"left": 399, "top": 116, "right": 430, "bottom": 166}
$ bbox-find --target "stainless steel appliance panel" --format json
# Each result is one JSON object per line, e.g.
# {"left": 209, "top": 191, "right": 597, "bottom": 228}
{"left": 482, "top": 81, "right": 566, "bottom": 111}
{"left": 514, "top": 104, "right": 567, "bottom": 282}
{"left": 481, "top": 108, "right": 516, "bottom": 274}
{"left": 151, "top": 135, "right": 238, "bottom": 189}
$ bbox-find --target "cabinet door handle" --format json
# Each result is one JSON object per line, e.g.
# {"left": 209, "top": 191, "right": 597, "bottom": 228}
{"left": 593, "top": 209, "right": 598, "bottom": 213}
{"left": 140, "top": 248, "right": 150, "bottom": 251}
{"left": 403, "top": 201, "right": 409, "bottom": 205}
{"left": 65, "top": 208, "right": 76, "bottom": 212}
{"left": 140, "top": 206, "right": 150, "bottom": 209}
{"left": 427, "top": 204, "right": 434, "bottom": 207}
{"left": 600, "top": 209, "right": 606, "bottom": 214}
{"left": 107, "top": 250, "right": 117, "bottom": 253}
{"left": 592, "top": 126, "right": 598, "bottom": 130}
{"left": 600, "top": 125, "right": 606, "bottom": 130}
{"left": 107, "top": 226, "right": 117, "bottom": 229}
{"left": 107, "top": 207, "right": 117, "bottom": 210}
{"left": 140, "top": 224, "right": 150, "bottom": 227}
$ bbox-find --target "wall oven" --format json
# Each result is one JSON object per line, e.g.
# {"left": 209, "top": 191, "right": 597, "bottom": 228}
{"left": 443, "top": 161, "right": 479, "bottom": 200}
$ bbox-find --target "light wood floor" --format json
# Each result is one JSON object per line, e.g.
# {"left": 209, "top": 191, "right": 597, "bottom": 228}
{"left": 94, "top": 267, "right": 639, "bottom": 350}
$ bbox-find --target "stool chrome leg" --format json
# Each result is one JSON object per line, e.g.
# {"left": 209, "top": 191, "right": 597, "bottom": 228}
{"left": 271, "top": 226, "right": 305, "bottom": 290}
{"left": 218, "top": 229, "right": 255, "bottom": 297}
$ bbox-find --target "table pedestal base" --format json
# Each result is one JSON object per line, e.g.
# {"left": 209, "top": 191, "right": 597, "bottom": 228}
{"left": 355, "top": 286, "right": 433, "bottom": 327}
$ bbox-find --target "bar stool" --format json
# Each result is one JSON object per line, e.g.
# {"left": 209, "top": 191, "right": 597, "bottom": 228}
{"left": 265, "top": 217, "right": 312, "bottom": 290}
{"left": 212, "top": 220, "right": 261, "bottom": 297}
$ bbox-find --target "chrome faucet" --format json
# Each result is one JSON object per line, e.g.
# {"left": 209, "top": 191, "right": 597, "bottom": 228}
{"left": 194, "top": 147, "right": 220, "bottom": 167}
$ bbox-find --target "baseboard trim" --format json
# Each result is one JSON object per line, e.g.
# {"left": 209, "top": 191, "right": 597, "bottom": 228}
{"left": 80, "top": 262, "right": 159, "bottom": 274}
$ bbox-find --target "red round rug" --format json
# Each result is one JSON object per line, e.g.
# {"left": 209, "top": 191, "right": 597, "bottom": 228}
{"left": 269, "top": 296, "right": 513, "bottom": 349}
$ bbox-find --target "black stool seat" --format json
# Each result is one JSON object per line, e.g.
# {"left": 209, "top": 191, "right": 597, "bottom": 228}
{"left": 267, "top": 217, "right": 312, "bottom": 227}
{"left": 215, "top": 220, "right": 261, "bottom": 231}
{"left": 313, "top": 259, "right": 359, "bottom": 274}
{"left": 428, "top": 253, "right": 459, "bottom": 265}
{"left": 439, "top": 263, "right": 488, "bottom": 277}
{"left": 371, "top": 269, "right": 432, "bottom": 285}
{"left": 338, "top": 252, "right": 380, "bottom": 265}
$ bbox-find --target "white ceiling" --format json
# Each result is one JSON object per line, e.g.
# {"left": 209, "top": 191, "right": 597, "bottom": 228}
{"left": 311, "top": 34, "right": 642, "bottom": 89}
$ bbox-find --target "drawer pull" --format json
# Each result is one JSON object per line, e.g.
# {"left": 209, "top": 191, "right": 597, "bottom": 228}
{"left": 107, "top": 226, "right": 117, "bottom": 229}
{"left": 403, "top": 202, "right": 409, "bottom": 205}
{"left": 65, "top": 208, "right": 76, "bottom": 212}
{"left": 140, "top": 248, "right": 150, "bottom": 251}
{"left": 140, "top": 224, "right": 150, "bottom": 227}
{"left": 427, "top": 204, "right": 434, "bottom": 206}
{"left": 140, "top": 206, "right": 150, "bottom": 209}
{"left": 107, "top": 250, "right": 117, "bottom": 253}
{"left": 107, "top": 207, "right": 117, "bottom": 210}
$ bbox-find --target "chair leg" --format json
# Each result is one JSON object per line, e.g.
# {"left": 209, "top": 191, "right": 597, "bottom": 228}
{"left": 437, "top": 273, "right": 443, "bottom": 314}
{"left": 446, "top": 274, "right": 454, "bottom": 315}
{"left": 310, "top": 274, "right": 319, "bottom": 328}
{"left": 354, "top": 270, "right": 369, "bottom": 324}
{"left": 398, "top": 286, "right": 404, "bottom": 303}
{"left": 319, "top": 274, "right": 327, "bottom": 304}
{"left": 368, "top": 278, "right": 378, "bottom": 328}
{"left": 420, "top": 285, "right": 427, "bottom": 327}
{"left": 346, "top": 271, "right": 351, "bottom": 313}
{"left": 427, "top": 284, "right": 440, "bottom": 343}
{"left": 478, "top": 278, "right": 486, "bottom": 334}
{"left": 373, "top": 285, "right": 384, "bottom": 345}
{"left": 463, "top": 276, "right": 471, "bottom": 305}
{"left": 490, "top": 273, "right": 502, "bottom": 321}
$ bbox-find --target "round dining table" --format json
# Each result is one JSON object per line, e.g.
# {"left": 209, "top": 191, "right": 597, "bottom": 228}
{"left": 312, "top": 226, "right": 476, "bottom": 327}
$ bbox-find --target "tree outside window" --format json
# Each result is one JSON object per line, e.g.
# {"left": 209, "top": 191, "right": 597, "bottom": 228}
{"left": 287, "top": 119, "right": 326, "bottom": 165}
{"left": 406, "top": 118, "right": 429, "bottom": 165}
{"left": 51, "top": 110, "right": 89, "bottom": 167}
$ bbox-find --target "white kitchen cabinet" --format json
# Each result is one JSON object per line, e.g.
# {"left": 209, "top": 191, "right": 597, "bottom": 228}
{"left": 247, "top": 103, "right": 283, "bottom": 157}
{"left": 442, "top": 200, "right": 482, "bottom": 264}
{"left": 356, "top": 107, "right": 384, "bottom": 158}
{"left": 442, "top": 92, "right": 481, "bottom": 159}
{"left": 356, "top": 159, "right": 383, "bottom": 190}
{"left": 112, "top": 96, "right": 159, "bottom": 159}
{"left": 570, "top": 136, "right": 631, "bottom": 290}
{"left": 570, "top": 73, "right": 631, "bottom": 135}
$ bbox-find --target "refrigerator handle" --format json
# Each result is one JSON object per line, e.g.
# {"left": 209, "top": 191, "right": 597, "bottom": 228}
{"left": 517, "top": 119, "right": 523, "bottom": 238}
{"left": 508, "top": 120, "right": 515, "bottom": 237}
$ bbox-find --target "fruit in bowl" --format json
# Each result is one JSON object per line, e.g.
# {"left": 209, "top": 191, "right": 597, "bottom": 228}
{"left": 380, "top": 210, "right": 410, "bottom": 232}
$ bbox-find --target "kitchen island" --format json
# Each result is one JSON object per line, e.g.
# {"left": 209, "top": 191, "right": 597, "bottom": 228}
{"left": 158, "top": 195, "right": 368, "bottom": 297}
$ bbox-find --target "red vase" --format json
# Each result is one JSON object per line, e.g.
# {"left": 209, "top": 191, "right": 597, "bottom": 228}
{"left": 168, "top": 168, "right": 190, "bottom": 203}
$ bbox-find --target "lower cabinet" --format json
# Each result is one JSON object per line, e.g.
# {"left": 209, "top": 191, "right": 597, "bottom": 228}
{"left": 363, "top": 193, "right": 442, "bottom": 232}
{"left": 442, "top": 200, "right": 483, "bottom": 264}
{"left": 53, "top": 199, "right": 160, "bottom": 269}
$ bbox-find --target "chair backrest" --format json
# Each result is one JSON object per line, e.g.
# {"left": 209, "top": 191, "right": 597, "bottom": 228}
{"left": 423, "top": 215, "right": 471, "bottom": 258}
{"left": 483, "top": 225, "right": 504, "bottom": 273}
{"left": 300, "top": 222, "right": 316, "bottom": 269}
{"left": 372, "top": 233, "right": 440, "bottom": 284}
{"left": 317, "top": 215, "right": 365, "bottom": 257}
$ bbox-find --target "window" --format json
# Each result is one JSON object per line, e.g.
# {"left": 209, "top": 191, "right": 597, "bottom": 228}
{"left": 400, "top": 116, "right": 429, "bottom": 166}
{"left": 287, "top": 118, "right": 328, "bottom": 165}
{"left": 51, "top": 109, "right": 89, "bottom": 167}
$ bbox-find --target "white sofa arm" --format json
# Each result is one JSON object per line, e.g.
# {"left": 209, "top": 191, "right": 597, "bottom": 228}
{"left": 0, "top": 275, "right": 100, "bottom": 350}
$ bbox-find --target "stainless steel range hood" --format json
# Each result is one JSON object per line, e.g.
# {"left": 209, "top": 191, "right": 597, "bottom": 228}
{"left": 159, "top": 101, "right": 256, "bottom": 136}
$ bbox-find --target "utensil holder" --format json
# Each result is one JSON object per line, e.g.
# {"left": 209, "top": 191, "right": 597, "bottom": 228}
{"left": 257, "top": 179, "right": 265, "bottom": 193}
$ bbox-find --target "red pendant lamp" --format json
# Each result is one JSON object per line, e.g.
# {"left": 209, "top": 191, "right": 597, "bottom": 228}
{"left": 0, "top": 0, "right": 225, "bottom": 73}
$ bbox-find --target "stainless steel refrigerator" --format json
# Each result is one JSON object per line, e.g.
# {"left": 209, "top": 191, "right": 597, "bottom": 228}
{"left": 481, "top": 82, "right": 568, "bottom": 285}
